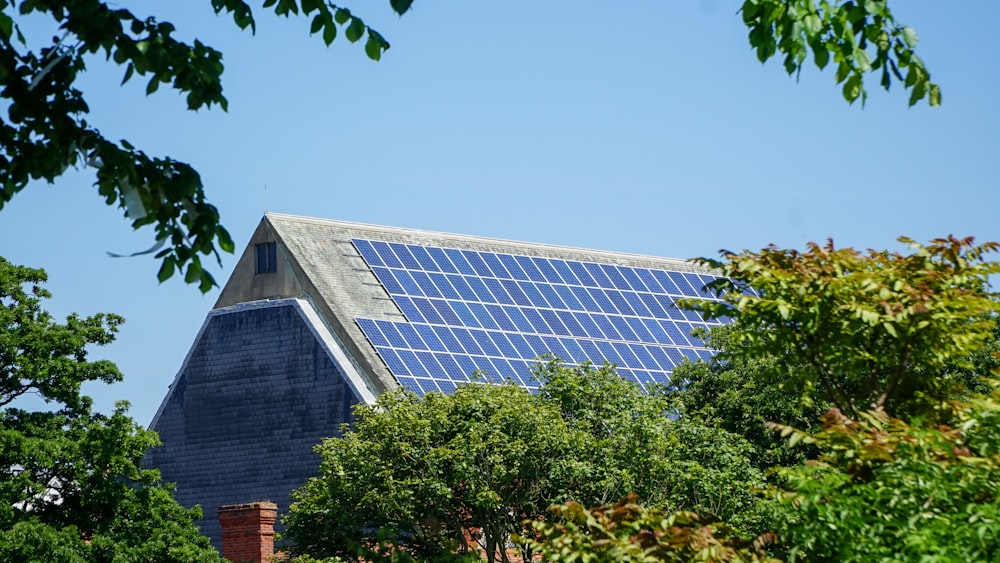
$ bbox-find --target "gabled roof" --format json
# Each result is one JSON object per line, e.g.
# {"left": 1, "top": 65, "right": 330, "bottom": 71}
{"left": 214, "top": 213, "right": 724, "bottom": 396}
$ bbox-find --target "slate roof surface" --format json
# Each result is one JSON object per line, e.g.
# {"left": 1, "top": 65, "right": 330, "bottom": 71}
{"left": 146, "top": 299, "right": 361, "bottom": 549}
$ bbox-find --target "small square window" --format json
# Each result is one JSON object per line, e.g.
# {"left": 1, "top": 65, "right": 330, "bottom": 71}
{"left": 255, "top": 242, "right": 277, "bottom": 274}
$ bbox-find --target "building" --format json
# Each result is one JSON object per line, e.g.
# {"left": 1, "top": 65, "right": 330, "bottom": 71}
{"left": 145, "top": 213, "right": 727, "bottom": 548}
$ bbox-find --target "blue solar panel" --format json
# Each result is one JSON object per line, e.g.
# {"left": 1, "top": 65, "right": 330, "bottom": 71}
{"left": 351, "top": 239, "right": 724, "bottom": 396}
{"left": 390, "top": 243, "right": 421, "bottom": 270}
{"left": 498, "top": 254, "right": 528, "bottom": 280}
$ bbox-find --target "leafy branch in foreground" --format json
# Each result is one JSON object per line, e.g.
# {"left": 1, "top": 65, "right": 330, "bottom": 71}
{"left": 0, "top": 1, "right": 938, "bottom": 291}
{"left": 0, "top": 0, "right": 406, "bottom": 292}
{"left": 741, "top": 0, "right": 940, "bottom": 106}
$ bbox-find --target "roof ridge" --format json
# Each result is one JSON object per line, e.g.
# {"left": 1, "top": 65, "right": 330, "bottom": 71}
{"left": 263, "top": 212, "right": 697, "bottom": 267}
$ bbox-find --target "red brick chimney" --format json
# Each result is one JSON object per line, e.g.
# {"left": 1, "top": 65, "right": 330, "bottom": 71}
{"left": 217, "top": 502, "right": 278, "bottom": 563}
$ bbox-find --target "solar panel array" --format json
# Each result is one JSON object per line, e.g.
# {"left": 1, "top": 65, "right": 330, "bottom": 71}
{"left": 351, "top": 238, "right": 725, "bottom": 396}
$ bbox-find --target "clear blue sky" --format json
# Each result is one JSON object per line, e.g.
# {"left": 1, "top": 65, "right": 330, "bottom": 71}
{"left": 1, "top": 1, "right": 997, "bottom": 426}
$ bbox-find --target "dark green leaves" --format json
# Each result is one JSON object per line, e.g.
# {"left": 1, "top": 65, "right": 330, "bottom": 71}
{"left": 212, "top": 0, "right": 257, "bottom": 32}
{"left": 269, "top": 3, "right": 391, "bottom": 59}
{"left": 0, "top": 259, "right": 222, "bottom": 560}
{"left": 389, "top": 0, "right": 413, "bottom": 15}
{"left": 740, "top": 0, "right": 940, "bottom": 106}
{"left": 285, "top": 361, "right": 767, "bottom": 561}
{"left": 0, "top": 0, "right": 399, "bottom": 292}
{"left": 345, "top": 16, "right": 365, "bottom": 42}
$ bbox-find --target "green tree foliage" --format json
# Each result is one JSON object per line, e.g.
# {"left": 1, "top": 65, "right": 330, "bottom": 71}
{"left": 284, "top": 361, "right": 766, "bottom": 563}
{"left": 683, "top": 236, "right": 1000, "bottom": 420}
{"left": 670, "top": 325, "right": 825, "bottom": 471}
{"left": 520, "top": 494, "right": 777, "bottom": 563}
{"left": 523, "top": 238, "right": 999, "bottom": 562}
{"left": 674, "top": 313, "right": 1000, "bottom": 473}
{"left": 0, "top": 0, "right": 405, "bottom": 292}
{"left": 0, "top": 1, "right": 935, "bottom": 291}
{"left": 742, "top": 0, "right": 940, "bottom": 106}
{"left": 768, "top": 397, "right": 1000, "bottom": 562}
{"left": 0, "top": 257, "right": 221, "bottom": 562}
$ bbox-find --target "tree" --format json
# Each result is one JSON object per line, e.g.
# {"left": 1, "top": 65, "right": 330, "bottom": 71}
{"left": 670, "top": 325, "right": 825, "bottom": 471}
{"left": 0, "top": 1, "right": 938, "bottom": 291}
{"left": 674, "top": 236, "right": 1000, "bottom": 561}
{"left": 520, "top": 495, "right": 777, "bottom": 563}
{"left": 284, "top": 361, "right": 766, "bottom": 563}
{"left": 514, "top": 237, "right": 1000, "bottom": 563}
{"left": 536, "top": 361, "right": 767, "bottom": 538}
{"left": 0, "top": 257, "right": 221, "bottom": 562}
{"left": 767, "top": 397, "right": 1000, "bottom": 562}
{"left": 682, "top": 236, "right": 1000, "bottom": 421}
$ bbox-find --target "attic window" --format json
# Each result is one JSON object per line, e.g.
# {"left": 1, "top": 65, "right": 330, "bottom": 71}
{"left": 255, "top": 242, "right": 277, "bottom": 274}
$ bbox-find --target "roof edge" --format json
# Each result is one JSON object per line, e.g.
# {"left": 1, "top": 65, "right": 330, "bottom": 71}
{"left": 263, "top": 212, "right": 701, "bottom": 269}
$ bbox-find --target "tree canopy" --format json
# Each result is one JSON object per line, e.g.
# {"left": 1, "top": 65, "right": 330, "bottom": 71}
{"left": 285, "top": 361, "right": 766, "bottom": 563}
{"left": 682, "top": 236, "right": 1000, "bottom": 420}
{"left": 0, "top": 257, "right": 221, "bottom": 562}
{"left": 666, "top": 235, "right": 1000, "bottom": 561}
{"left": 0, "top": 0, "right": 939, "bottom": 291}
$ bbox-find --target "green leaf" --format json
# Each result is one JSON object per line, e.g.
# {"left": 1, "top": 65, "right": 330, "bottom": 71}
{"left": 217, "top": 228, "right": 235, "bottom": 254}
{"left": 902, "top": 26, "right": 919, "bottom": 48}
{"left": 842, "top": 73, "right": 862, "bottom": 103}
{"left": 334, "top": 7, "right": 350, "bottom": 24}
{"left": 778, "top": 302, "right": 790, "bottom": 320}
{"left": 854, "top": 48, "right": 871, "bottom": 72}
{"left": 157, "top": 257, "right": 175, "bottom": 283}
{"left": 364, "top": 34, "right": 382, "bottom": 61}
{"left": 0, "top": 13, "right": 13, "bottom": 38}
{"left": 803, "top": 14, "right": 822, "bottom": 37}
{"left": 345, "top": 17, "right": 365, "bottom": 43}
{"left": 301, "top": 0, "right": 321, "bottom": 14}
{"left": 120, "top": 63, "right": 135, "bottom": 86}
{"left": 390, "top": 0, "right": 413, "bottom": 15}
{"left": 322, "top": 21, "right": 336, "bottom": 45}
{"left": 199, "top": 271, "right": 217, "bottom": 293}
{"left": 310, "top": 14, "right": 324, "bottom": 34}
{"left": 928, "top": 83, "right": 941, "bottom": 106}
{"left": 184, "top": 262, "right": 201, "bottom": 284}
{"left": 813, "top": 42, "right": 830, "bottom": 69}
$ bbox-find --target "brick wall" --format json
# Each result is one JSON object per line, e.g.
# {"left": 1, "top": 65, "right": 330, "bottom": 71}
{"left": 218, "top": 502, "right": 278, "bottom": 563}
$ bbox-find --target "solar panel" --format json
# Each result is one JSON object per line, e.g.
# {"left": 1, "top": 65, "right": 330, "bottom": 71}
{"left": 351, "top": 239, "right": 724, "bottom": 395}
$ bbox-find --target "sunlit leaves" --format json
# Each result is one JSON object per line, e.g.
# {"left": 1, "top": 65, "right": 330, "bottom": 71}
{"left": 0, "top": 260, "right": 222, "bottom": 560}
{"left": 521, "top": 495, "right": 778, "bottom": 563}
{"left": 740, "top": 0, "right": 940, "bottom": 106}
{"left": 285, "top": 361, "right": 767, "bottom": 561}
{"left": 770, "top": 398, "right": 1000, "bottom": 561}
{"left": 682, "top": 236, "right": 1000, "bottom": 419}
